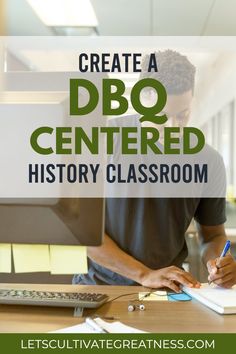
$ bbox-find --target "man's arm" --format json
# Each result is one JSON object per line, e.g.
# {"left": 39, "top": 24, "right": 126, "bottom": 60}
{"left": 197, "top": 223, "right": 236, "bottom": 287}
{"left": 198, "top": 223, "right": 227, "bottom": 263}
{"left": 88, "top": 233, "right": 200, "bottom": 292}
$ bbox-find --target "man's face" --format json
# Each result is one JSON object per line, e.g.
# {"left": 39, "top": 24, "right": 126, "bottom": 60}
{"left": 161, "top": 89, "right": 193, "bottom": 128}
{"left": 141, "top": 89, "right": 193, "bottom": 142}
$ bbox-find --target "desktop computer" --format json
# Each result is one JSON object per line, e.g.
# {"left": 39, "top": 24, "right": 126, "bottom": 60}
{"left": 0, "top": 71, "right": 107, "bottom": 315}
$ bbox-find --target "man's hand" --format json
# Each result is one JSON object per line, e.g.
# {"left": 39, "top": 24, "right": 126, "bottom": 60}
{"left": 207, "top": 254, "right": 236, "bottom": 288}
{"left": 140, "top": 266, "right": 201, "bottom": 292}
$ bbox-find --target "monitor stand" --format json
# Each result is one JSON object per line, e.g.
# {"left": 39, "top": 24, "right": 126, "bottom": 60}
{"left": 74, "top": 306, "right": 84, "bottom": 317}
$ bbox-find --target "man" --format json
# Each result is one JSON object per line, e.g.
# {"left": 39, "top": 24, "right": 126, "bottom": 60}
{"left": 74, "top": 50, "right": 236, "bottom": 292}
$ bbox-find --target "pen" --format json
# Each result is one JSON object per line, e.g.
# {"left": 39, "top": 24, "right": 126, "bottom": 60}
{"left": 209, "top": 240, "right": 231, "bottom": 285}
{"left": 218, "top": 240, "right": 231, "bottom": 260}
{"left": 85, "top": 317, "right": 109, "bottom": 333}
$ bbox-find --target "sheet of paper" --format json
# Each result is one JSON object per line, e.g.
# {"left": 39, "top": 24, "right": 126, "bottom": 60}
{"left": 51, "top": 318, "right": 147, "bottom": 333}
{"left": 51, "top": 323, "right": 96, "bottom": 333}
{"left": 0, "top": 243, "right": 11, "bottom": 273}
{"left": 12, "top": 244, "right": 50, "bottom": 273}
{"left": 139, "top": 291, "right": 168, "bottom": 301}
{"left": 49, "top": 245, "right": 88, "bottom": 274}
{"left": 95, "top": 318, "right": 147, "bottom": 333}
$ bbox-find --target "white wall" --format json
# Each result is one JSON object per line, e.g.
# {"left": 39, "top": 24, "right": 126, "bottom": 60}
{"left": 192, "top": 52, "right": 236, "bottom": 194}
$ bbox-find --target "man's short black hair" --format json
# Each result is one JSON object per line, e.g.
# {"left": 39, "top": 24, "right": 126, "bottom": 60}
{"left": 140, "top": 50, "right": 196, "bottom": 95}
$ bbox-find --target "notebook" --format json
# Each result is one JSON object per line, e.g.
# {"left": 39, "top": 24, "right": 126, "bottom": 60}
{"left": 183, "top": 283, "right": 236, "bottom": 314}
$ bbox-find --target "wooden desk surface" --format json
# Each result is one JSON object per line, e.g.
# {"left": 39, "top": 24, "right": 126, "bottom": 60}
{"left": 0, "top": 283, "right": 236, "bottom": 333}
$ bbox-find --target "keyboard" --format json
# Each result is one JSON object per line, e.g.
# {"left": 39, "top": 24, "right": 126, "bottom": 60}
{"left": 0, "top": 289, "right": 109, "bottom": 309}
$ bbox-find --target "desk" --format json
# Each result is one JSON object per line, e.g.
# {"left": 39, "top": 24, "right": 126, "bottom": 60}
{"left": 0, "top": 283, "right": 236, "bottom": 333}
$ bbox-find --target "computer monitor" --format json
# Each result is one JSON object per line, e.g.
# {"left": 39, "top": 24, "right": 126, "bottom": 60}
{"left": 0, "top": 72, "right": 106, "bottom": 247}
{"left": 0, "top": 198, "right": 104, "bottom": 246}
